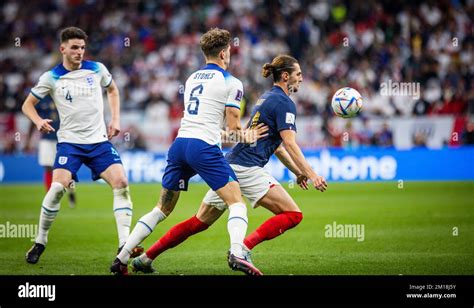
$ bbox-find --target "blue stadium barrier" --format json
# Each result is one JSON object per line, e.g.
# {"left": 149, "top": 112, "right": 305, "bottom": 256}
{"left": 0, "top": 147, "right": 473, "bottom": 184}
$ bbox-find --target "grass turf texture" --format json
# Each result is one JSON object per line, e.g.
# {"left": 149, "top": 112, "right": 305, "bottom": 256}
{"left": 0, "top": 182, "right": 472, "bottom": 275}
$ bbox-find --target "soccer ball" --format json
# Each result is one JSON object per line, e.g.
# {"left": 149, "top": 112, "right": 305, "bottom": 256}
{"left": 331, "top": 87, "right": 363, "bottom": 118}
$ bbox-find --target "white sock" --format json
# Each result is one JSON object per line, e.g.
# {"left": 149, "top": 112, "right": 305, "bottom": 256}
{"left": 113, "top": 187, "right": 133, "bottom": 247}
{"left": 117, "top": 207, "right": 166, "bottom": 264}
{"left": 227, "top": 202, "right": 248, "bottom": 258}
{"left": 36, "top": 182, "right": 65, "bottom": 245}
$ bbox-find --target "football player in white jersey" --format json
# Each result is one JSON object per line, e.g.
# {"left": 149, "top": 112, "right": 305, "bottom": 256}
{"left": 131, "top": 55, "right": 328, "bottom": 275}
{"left": 22, "top": 27, "right": 142, "bottom": 264}
{"left": 111, "top": 28, "right": 267, "bottom": 276}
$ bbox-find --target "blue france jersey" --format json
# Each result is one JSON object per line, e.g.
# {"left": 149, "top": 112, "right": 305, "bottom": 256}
{"left": 36, "top": 95, "right": 59, "bottom": 141}
{"left": 226, "top": 85, "right": 297, "bottom": 167}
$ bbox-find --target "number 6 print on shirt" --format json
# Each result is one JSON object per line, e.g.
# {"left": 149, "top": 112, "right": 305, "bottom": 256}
{"left": 187, "top": 84, "right": 204, "bottom": 115}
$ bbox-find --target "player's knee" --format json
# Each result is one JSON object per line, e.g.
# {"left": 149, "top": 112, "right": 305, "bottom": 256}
{"left": 112, "top": 177, "right": 128, "bottom": 189}
{"left": 285, "top": 211, "right": 303, "bottom": 227}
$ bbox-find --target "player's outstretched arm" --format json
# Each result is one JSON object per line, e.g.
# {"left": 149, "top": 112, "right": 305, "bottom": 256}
{"left": 21, "top": 94, "right": 55, "bottom": 134}
{"left": 274, "top": 144, "right": 308, "bottom": 190}
{"left": 280, "top": 129, "right": 327, "bottom": 192}
{"left": 225, "top": 107, "right": 268, "bottom": 143}
{"left": 106, "top": 80, "right": 121, "bottom": 139}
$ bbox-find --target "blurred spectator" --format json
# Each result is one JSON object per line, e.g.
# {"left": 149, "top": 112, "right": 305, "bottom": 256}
{"left": 358, "top": 117, "right": 375, "bottom": 146}
{"left": 125, "top": 125, "right": 147, "bottom": 151}
{"left": 0, "top": 0, "right": 472, "bottom": 152}
{"left": 375, "top": 122, "right": 393, "bottom": 147}
{"left": 0, "top": 112, "right": 17, "bottom": 153}
{"left": 413, "top": 132, "right": 427, "bottom": 148}
{"left": 462, "top": 121, "right": 474, "bottom": 145}
{"left": 412, "top": 98, "right": 431, "bottom": 116}
{"left": 342, "top": 121, "right": 359, "bottom": 149}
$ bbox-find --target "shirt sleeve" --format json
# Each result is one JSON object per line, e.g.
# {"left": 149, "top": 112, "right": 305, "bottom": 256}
{"left": 274, "top": 97, "right": 297, "bottom": 132}
{"left": 97, "top": 62, "right": 113, "bottom": 88}
{"left": 30, "top": 72, "right": 53, "bottom": 100}
{"left": 225, "top": 77, "right": 243, "bottom": 109}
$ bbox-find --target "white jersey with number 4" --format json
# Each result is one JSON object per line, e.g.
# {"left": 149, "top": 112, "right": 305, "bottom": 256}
{"left": 30, "top": 60, "right": 113, "bottom": 144}
{"left": 177, "top": 63, "right": 243, "bottom": 146}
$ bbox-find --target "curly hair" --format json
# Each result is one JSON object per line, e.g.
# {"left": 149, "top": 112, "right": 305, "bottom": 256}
{"left": 200, "top": 28, "right": 231, "bottom": 58}
{"left": 60, "top": 27, "right": 88, "bottom": 43}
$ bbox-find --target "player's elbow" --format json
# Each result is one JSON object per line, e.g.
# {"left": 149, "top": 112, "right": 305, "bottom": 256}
{"left": 274, "top": 144, "right": 285, "bottom": 156}
{"left": 21, "top": 100, "right": 30, "bottom": 115}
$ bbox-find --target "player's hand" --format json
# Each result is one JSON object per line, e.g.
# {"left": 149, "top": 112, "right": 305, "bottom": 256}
{"left": 243, "top": 123, "right": 269, "bottom": 144}
{"left": 35, "top": 119, "right": 55, "bottom": 134}
{"left": 311, "top": 175, "right": 327, "bottom": 192}
{"left": 296, "top": 174, "right": 309, "bottom": 190}
{"left": 107, "top": 120, "right": 121, "bottom": 139}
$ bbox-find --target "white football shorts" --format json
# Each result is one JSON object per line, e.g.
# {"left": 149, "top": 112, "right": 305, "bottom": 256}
{"left": 38, "top": 139, "right": 57, "bottom": 167}
{"left": 203, "top": 164, "right": 280, "bottom": 211}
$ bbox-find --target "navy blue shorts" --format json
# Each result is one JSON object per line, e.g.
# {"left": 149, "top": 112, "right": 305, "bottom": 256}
{"left": 53, "top": 141, "right": 122, "bottom": 181}
{"left": 162, "top": 138, "right": 237, "bottom": 191}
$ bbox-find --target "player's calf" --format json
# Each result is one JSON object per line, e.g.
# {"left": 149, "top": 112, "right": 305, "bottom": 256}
{"left": 244, "top": 211, "right": 303, "bottom": 250}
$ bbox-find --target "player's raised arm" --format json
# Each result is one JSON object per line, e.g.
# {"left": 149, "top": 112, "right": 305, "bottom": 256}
{"left": 105, "top": 79, "right": 121, "bottom": 139}
{"left": 280, "top": 129, "right": 327, "bottom": 192}
{"left": 22, "top": 94, "right": 55, "bottom": 134}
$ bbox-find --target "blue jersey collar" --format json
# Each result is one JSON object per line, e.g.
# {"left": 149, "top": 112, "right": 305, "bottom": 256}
{"left": 272, "top": 85, "right": 287, "bottom": 95}
{"left": 51, "top": 60, "right": 99, "bottom": 79}
{"left": 201, "top": 63, "right": 227, "bottom": 73}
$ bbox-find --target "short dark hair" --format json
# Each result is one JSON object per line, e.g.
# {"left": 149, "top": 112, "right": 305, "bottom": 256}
{"left": 200, "top": 28, "right": 231, "bottom": 58}
{"left": 60, "top": 27, "right": 88, "bottom": 43}
{"left": 262, "top": 55, "right": 298, "bottom": 82}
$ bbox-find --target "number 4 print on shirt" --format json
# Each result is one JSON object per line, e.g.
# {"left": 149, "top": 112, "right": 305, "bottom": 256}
{"left": 187, "top": 84, "right": 204, "bottom": 115}
{"left": 65, "top": 90, "right": 73, "bottom": 103}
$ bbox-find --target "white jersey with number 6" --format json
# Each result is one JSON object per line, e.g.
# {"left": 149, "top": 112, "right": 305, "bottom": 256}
{"left": 177, "top": 63, "right": 243, "bottom": 146}
{"left": 30, "top": 60, "right": 113, "bottom": 144}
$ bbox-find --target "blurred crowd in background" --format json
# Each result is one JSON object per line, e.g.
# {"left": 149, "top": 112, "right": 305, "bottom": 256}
{"left": 0, "top": 0, "right": 473, "bottom": 153}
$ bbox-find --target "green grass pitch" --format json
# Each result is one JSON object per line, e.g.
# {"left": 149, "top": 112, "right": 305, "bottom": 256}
{"left": 0, "top": 181, "right": 473, "bottom": 275}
